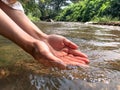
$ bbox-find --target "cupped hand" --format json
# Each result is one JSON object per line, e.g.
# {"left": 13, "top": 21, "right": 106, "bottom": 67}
{"left": 32, "top": 34, "right": 89, "bottom": 69}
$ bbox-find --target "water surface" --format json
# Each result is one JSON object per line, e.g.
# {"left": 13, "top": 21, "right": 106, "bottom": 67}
{"left": 0, "top": 22, "right": 120, "bottom": 90}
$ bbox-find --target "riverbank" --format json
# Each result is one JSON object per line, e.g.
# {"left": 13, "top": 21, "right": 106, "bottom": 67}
{"left": 85, "top": 21, "right": 120, "bottom": 26}
{"left": 92, "top": 21, "right": 120, "bottom": 26}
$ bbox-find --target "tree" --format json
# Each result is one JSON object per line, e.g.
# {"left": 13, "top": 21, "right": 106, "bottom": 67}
{"left": 38, "top": 0, "right": 71, "bottom": 20}
{"left": 20, "top": 0, "right": 41, "bottom": 21}
{"left": 20, "top": 0, "right": 75, "bottom": 20}
{"left": 56, "top": 0, "right": 120, "bottom": 22}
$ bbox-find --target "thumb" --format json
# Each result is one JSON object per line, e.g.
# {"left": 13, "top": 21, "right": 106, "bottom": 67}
{"left": 63, "top": 38, "right": 78, "bottom": 49}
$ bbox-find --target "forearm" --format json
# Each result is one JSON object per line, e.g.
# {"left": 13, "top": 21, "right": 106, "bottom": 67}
{"left": 0, "top": 9, "right": 36, "bottom": 52}
{"left": 0, "top": 1, "right": 47, "bottom": 40}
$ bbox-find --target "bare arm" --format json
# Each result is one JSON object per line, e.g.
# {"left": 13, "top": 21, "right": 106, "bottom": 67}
{"left": 0, "top": 8, "right": 66, "bottom": 69}
{"left": 0, "top": 8, "right": 35, "bottom": 52}
{"left": 0, "top": 1, "right": 47, "bottom": 40}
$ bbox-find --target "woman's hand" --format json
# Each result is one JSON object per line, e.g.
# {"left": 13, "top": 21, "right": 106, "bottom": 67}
{"left": 32, "top": 35, "right": 89, "bottom": 69}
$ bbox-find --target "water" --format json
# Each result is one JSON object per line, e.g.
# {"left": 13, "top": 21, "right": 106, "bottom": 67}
{"left": 0, "top": 22, "right": 120, "bottom": 90}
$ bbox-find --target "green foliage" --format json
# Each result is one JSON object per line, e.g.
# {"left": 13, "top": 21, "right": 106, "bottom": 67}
{"left": 27, "top": 13, "right": 40, "bottom": 21}
{"left": 21, "top": 0, "right": 41, "bottom": 21}
{"left": 106, "top": 0, "right": 120, "bottom": 18}
{"left": 92, "top": 16, "right": 119, "bottom": 22}
{"left": 20, "top": 0, "right": 71, "bottom": 21}
{"left": 19, "top": 0, "right": 120, "bottom": 22}
{"left": 38, "top": 0, "right": 70, "bottom": 19}
{"left": 56, "top": 0, "right": 120, "bottom": 22}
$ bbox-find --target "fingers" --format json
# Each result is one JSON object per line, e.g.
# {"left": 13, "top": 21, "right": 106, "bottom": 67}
{"left": 67, "top": 54, "right": 89, "bottom": 64}
{"left": 68, "top": 49, "right": 88, "bottom": 58}
{"left": 63, "top": 38, "right": 78, "bottom": 49}
{"left": 67, "top": 50, "right": 89, "bottom": 64}
{"left": 63, "top": 39, "right": 88, "bottom": 58}
{"left": 73, "top": 56, "right": 90, "bottom": 64}
{"left": 48, "top": 50, "right": 89, "bottom": 69}
{"left": 61, "top": 48, "right": 89, "bottom": 64}
{"left": 61, "top": 56, "right": 85, "bottom": 64}
{"left": 60, "top": 56, "right": 89, "bottom": 68}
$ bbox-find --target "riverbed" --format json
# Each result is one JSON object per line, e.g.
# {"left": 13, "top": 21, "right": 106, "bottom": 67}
{"left": 0, "top": 22, "right": 120, "bottom": 90}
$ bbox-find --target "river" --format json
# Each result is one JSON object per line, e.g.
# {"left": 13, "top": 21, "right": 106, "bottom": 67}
{"left": 0, "top": 22, "right": 120, "bottom": 90}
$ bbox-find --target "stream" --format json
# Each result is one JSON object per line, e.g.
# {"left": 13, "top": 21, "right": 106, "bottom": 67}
{"left": 0, "top": 22, "right": 120, "bottom": 90}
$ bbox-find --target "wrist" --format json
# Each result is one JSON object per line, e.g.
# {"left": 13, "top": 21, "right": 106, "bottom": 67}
{"left": 36, "top": 30, "right": 48, "bottom": 40}
{"left": 20, "top": 37, "right": 37, "bottom": 55}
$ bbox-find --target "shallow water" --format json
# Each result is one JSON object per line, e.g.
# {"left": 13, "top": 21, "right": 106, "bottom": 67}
{"left": 0, "top": 22, "right": 120, "bottom": 90}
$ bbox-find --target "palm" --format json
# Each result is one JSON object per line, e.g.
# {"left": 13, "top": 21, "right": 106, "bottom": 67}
{"left": 34, "top": 35, "right": 89, "bottom": 69}
{"left": 47, "top": 35, "right": 78, "bottom": 50}
{"left": 47, "top": 35, "right": 89, "bottom": 68}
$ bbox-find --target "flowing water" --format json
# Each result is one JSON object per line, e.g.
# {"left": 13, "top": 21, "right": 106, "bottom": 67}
{"left": 0, "top": 22, "right": 120, "bottom": 90}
